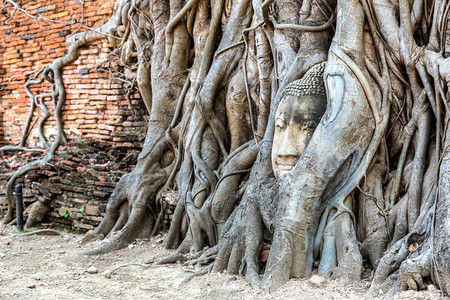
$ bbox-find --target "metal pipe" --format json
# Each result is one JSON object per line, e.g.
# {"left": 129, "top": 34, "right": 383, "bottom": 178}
{"left": 15, "top": 184, "right": 23, "bottom": 231}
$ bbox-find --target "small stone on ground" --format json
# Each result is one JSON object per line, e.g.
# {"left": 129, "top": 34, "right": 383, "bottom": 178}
{"left": 86, "top": 266, "right": 98, "bottom": 274}
{"left": 309, "top": 275, "right": 327, "bottom": 287}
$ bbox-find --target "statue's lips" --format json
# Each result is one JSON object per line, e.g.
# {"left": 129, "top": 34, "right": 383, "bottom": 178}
{"left": 275, "top": 158, "right": 298, "bottom": 172}
{"left": 277, "top": 163, "right": 296, "bottom": 172}
{"left": 278, "top": 165, "right": 293, "bottom": 170}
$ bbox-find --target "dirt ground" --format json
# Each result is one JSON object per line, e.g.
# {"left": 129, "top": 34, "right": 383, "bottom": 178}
{"left": 0, "top": 225, "right": 446, "bottom": 300}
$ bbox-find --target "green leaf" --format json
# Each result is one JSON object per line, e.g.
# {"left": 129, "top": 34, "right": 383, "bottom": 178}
{"left": 80, "top": 204, "right": 86, "bottom": 213}
{"left": 63, "top": 209, "right": 69, "bottom": 218}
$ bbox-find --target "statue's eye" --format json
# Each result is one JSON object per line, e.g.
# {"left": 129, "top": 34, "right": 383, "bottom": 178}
{"left": 275, "top": 118, "right": 286, "bottom": 130}
{"left": 302, "top": 121, "right": 317, "bottom": 131}
{"left": 303, "top": 126, "right": 315, "bottom": 137}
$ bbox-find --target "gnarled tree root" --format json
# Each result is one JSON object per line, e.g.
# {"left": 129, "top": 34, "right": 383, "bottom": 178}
{"left": 318, "top": 211, "right": 362, "bottom": 283}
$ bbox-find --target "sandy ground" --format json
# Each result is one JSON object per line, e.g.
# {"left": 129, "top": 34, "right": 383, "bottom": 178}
{"left": 0, "top": 225, "right": 446, "bottom": 300}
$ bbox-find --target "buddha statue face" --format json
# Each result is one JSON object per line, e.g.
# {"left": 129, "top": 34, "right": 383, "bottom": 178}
{"left": 271, "top": 62, "right": 327, "bottom": 178}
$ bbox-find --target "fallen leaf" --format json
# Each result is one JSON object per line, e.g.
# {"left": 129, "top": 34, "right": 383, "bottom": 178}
{"left": 409, "top": 243, "right": 419, "bottom": 252}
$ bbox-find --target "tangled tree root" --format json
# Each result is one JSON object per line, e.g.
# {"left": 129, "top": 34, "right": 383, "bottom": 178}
{"left": 2, "top": 0, "right": 450, "bottom": 295}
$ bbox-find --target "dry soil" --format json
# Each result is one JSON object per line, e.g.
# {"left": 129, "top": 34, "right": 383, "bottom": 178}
{"left": 0, "top": 225, "right": 445, "bottom": 300}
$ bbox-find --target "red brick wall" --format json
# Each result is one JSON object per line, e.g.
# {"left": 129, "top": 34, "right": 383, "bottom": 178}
{"left": 0, "top": 0, "right": 147, "bottom": 148}
{"left": 0, "top": 0, "right": 151, "bottom": 230}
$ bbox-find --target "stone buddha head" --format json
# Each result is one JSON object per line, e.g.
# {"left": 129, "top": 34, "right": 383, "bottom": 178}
{"left": 272, "top": 62, "right": 327, "bottom": 178}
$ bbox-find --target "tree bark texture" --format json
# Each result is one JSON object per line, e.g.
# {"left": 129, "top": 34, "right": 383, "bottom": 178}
{"left": 2, "top": 0, "right": 450, "bottom": 296}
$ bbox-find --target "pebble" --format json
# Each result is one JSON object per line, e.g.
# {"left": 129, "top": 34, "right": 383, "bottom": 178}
{"left": 86, "top": 266, "right": 98, "bottom": 274}
{"left": 102, "top": 271, "right": 112, "bottom": 279}
{"left": 144, "top": 257, "right": 155, "bottom": 264}
{"left": 309, "top": 275, "right": 327, "bottom": 287}
{"left": 427, "top": 284, "right": 437, "bottom": 291}
{"left": 27, "top": 283, "right": 36, "bottom": 289}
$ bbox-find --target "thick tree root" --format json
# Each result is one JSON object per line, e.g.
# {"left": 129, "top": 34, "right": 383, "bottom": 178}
{"left": 213, "top": 178, "right": 272, "bottom": 290}
{"left": 86, "top": 175, "right": 131, "bottom": 239}
{"left": 357, "top": 160, "right": 389, "bottom": 270}
{"left": 434, "top": 125, "right": 450, "bottom": 294}
{"left": 366, "top": 237, "right": 409, "bottom": 297}
{"left": 318, "top": 211, "right": 362, "bottom": 283}
{"left": 399, "top": 248, "right": 431, "bottom": 291}
{"left": 368, "top": 201, "right": 435, "bottom": 297}
{"left": 83, "top": 204, "right": 153, "bottom": 255}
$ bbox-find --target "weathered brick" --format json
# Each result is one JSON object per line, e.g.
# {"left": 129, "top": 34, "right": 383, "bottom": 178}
{"left": 79, "top": 68, "right": 90, "bottom": 74}
{"left": 21, "top": 34, "right": 36, "bottom": 40}
{"left": 59, "top": 30, "right": 69, "bottom": 37}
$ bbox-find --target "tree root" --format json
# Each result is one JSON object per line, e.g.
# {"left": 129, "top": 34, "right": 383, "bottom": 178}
{"left": 318, "top": 205, "right": 362, "bottom": 283}
{"left": 368, "top": 197, "right": 435, "bottom": 296}
{"left": 83, "top": 203, "right": 152, "bottom": 255}
{"left": 155, "top": 245, "right": 218, "bottom": 267}
{"left": 11, "top": 229, "right": 63, "bottom": 238}
{"left": 0, "top": 146, "right": 45, "bottom": 152}
{"left": 367, "top": 235, "right": 410, "bottom": 297}
{"left": 213, "top": 186, "right": 267, "bottom": 290}
{"left": 184, "top": 247, "right": 218, "bottom": 267}
{"left": 399, "top": 248, "right": 431, "bottom": 291}
{"left": 179, "top": 264, "right": 213, "bottom": 286}
{"left": 84, "top": 175, "right": 130, "bottom": 239}
{"left": 155, "top": 252, "right": 190, "bottom": 265}
{"left": 81, "top": 233, "right": 105, "bottom": 244}
{"left": 109, "top": 262, "right": 151, "bottom": 274}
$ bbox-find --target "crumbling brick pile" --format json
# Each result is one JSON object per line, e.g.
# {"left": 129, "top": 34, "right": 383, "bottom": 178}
{"left": 0, "top": 140, "right": 137, "bottom": 230}
{"left": 0, "top": 140, "right": 176, "bottom": 231}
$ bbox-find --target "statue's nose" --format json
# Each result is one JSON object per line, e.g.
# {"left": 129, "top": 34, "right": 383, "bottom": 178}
{"left": 278, "top": 126, "right": 308, "bottom": 159}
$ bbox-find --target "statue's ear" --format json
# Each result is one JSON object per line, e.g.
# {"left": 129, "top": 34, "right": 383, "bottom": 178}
{"left": 323, "top": 70, "right": 345, "bottom": 126}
